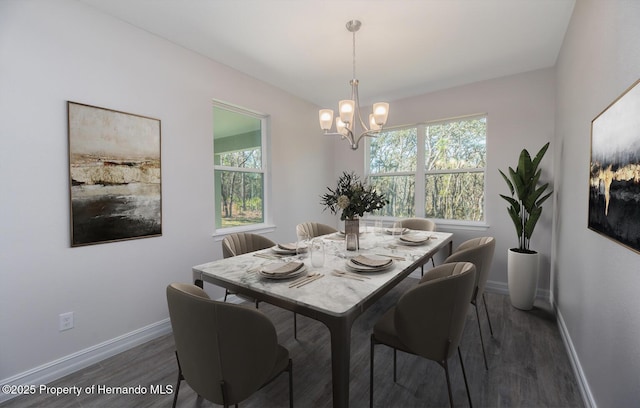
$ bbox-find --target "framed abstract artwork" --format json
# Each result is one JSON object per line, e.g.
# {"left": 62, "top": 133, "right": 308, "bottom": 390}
{"left": 588, "top": 79, "right": 640, "bottom": 253}
{"left": 67, "top": 102, "right": 162, "bottom": 246}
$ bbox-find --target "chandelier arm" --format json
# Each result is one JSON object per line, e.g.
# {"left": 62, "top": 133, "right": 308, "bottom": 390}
{"left": 352, "top": 81, "right": 369, "bottom": 132}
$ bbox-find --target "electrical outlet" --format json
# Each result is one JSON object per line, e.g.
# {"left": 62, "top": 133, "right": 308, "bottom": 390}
{"left": 59, "top": 312, "right": 74, "bottom": 331}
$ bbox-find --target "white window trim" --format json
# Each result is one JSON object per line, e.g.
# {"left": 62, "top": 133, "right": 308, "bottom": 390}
{"left": 365, "top": 113, "right": 488, "bottom": 227}
{"left": 212, "top": 100, "right": 272, "bottom": 236}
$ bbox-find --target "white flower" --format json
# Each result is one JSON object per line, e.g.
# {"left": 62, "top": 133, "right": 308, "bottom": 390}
{"left": 337, "top": 195, "right": 350, "bottom": 209}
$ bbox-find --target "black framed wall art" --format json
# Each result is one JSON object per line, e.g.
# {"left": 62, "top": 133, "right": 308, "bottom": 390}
{"left": 588, "top": 79, "right": 640, "bottom": 253}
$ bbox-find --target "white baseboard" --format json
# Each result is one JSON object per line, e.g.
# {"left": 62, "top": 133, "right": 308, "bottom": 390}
{"left": 0, "top": 319, "right": 171, "bottom": 404}
{"left": 554, "top": 304, "right": 597, "bottom": 408}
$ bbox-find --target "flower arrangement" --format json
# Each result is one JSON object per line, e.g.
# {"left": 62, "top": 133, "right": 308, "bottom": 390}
{"left": 321, "top": 171, "right": 388, "bottom": 220}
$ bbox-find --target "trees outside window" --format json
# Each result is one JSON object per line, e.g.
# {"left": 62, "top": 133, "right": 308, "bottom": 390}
{"left": 213, "top": 103, "right": 268, "bottom": 229}
{"left": 368, "top": 114, "right": 486, "bottom": 222}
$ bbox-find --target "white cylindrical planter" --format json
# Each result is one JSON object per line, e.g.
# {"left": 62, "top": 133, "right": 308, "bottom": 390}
{"left": 507, "top": 249, "right": 539, "bottom": 310}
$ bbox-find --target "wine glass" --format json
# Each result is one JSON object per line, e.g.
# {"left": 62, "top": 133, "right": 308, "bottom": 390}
{"left": 392, "top": 221, "right": 403, "bottom": 239}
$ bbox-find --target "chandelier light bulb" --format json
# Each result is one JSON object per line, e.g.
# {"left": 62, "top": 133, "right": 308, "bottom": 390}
{"left": 372, "top": 102, "right": 389, "bottom": 126}
{"left": 319, "top": 109, "right": 334, "bottom": 130}
{"left": 339, "top": 100, "right": 355, "bottom": 125}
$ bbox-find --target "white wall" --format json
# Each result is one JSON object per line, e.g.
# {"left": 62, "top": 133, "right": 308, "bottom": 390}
{"left": 553, "top": 1, "right": 640, "bottom": 406}
{"left": 337, "top": 68, "right": 557, "bottom": 291}
{"left": 0, "top": 0, "right": 335, "bottom": 383}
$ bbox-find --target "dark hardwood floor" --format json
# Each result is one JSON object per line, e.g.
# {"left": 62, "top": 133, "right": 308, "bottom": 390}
{"left": 1, "top": 277, "right": 583, "bottom": 408}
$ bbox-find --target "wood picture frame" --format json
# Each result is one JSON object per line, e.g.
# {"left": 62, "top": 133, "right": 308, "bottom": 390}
{"left": 588, "top": 79, "right": 640, "bottom": 253}
{"left": 67, "top": 102, "right": 162, "bottom": 246}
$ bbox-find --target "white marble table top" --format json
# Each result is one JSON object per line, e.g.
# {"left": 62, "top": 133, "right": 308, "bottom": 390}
{"left": 193, "top": 231, "right": 453, "bottom": 317}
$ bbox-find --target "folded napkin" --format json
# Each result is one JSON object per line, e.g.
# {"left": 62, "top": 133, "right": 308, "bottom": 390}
{"left": 261, "top": 261, "right": 304, "bottom": 275}
{"left": 277, "top": 243, "right": 297, "bottom": 251}
{"left": 400, "top": 234, "right": 430, "bottom": 243}
{"left": 352, "top": 255, "right": 392, "bottom": 268}
{"left": 385, "top": 227, "right": 408, "bottom": 235}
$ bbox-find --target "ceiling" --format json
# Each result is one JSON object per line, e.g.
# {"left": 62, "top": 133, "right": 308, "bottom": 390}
{"left": 79, "top": 0, "right": 575, "bottom": 108}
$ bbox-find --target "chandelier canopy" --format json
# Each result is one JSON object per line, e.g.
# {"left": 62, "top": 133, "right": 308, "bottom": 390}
{"left": 319, "top": 20, "right": 389, "bottom": 150}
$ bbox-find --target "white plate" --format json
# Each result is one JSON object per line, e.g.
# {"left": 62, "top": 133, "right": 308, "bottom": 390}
{"left": 271, "top": 245, "right": 300, "bottom": 254}
{"left": 259, "top": 264, "right": 307, "bottom": 280}
{"left": 345, "top": 256, "right": 394, "bottom": 273}
{"left": 384, "top": 227, "right": 409, "bottom": 235}
{"left": 397, "top": 235, "right": 432, "bottom": 246}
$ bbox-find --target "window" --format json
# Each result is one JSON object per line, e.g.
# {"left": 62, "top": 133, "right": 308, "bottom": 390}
{"left": 367, "top": 114, "right": 486, "bottom": 222}
{"left": 213, "top": 102, "right": 269, "bottom": 230}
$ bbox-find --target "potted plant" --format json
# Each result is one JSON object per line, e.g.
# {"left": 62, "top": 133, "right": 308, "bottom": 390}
{"left": 499, "top": 142, "right": 553, "bottom": 310}
{"left": 321, "top": 171, "right": 388, "bottom": 246}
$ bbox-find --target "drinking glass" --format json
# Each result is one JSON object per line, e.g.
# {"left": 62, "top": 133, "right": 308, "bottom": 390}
{"left": 374, "top": 220, "right": 384, "bottom": 236}
{"left": 345, "top": 232, "right": 359, "bottom": 252}
{"left": 310, "top": 238, "right": 325, "bottom": 268}
{"left": 392, "top": 221, "right": 403, "bottom": 239}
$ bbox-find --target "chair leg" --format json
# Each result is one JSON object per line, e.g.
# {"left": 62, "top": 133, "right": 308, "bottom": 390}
{"left": 294, "top": 313, "right": 297, "bottom": 339}
{"left": 443, "top": 359, "right": 454, "bottom": 408}
{"left": 393, "top": 348, "right": 397, "bottom": 382}
{"left": 224, "top": 289, "right": 229, "bottom": 302}
{"left": 288, "top": 359, "right": 293, "bottom": 408}
{"left": 220, "top": 380, "right": 229, "bottom": 408}
{"left": 458, "top": 347, "right": 473, "bottom": 408}
{"left": 482, "top": 293, "right": 494, "bottom": 336}
{"left": 172, "top": 351, "right": 183, "bottom": 408}
{"left": 370, "top": 335, "right": 375, "bottom": 408}
{"left": 474, "top": 303, "right": 489, "bottom": 370}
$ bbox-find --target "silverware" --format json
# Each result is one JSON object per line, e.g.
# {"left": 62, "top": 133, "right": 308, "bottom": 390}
{"left": 333, "top": 269, "right": 370, "bottom": 280}
{"left": 253, "top": 253, "right": 281, "bottom": 260}
{"left": 293, "top": 274, "right": 324, "bottom": 288}
{"left": 288, "top": 273, "right": 320, "bottom": 288}
{"left": 375, "top": 253, "right": 405, "bottom": 261}
{"left": 288, "top": 273, "right": 316, "bottom": 286}
{"left": 332, "top": 271, "right": 365, "bottom": 281}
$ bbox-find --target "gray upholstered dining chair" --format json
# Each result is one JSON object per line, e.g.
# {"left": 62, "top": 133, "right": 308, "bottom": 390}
{"left": 166, "top": 283, "right": 293, "bottom": 408}
{"left": 444, "top": 236, "right": 496, "bottom": 370}
{"left": 222, "top": 232, "right": 276, "bottom": 308}
{"left": 222, "top": 232, "right": 299, "bottom": 338}
{"left": 295, "top": 222, "right": 338, "bottom": 238}
{"left": 400, "top": 217, "right": 437, "bottom": 275}
{"left": 370, "top": 262, "right": 476, "bottom": 408}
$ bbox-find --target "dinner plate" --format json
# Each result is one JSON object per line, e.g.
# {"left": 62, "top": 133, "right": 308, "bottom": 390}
{"left": 397, "top": 235, "right": 433, "bottom": 246}
{"left": 271, "top": 244, "right": 307, "bottom": 254}
{"left": 259, "top": 263, "right": 307, "bottom": 280}
{"left": 345, "top": 255, "right": 394, "bottom": 273}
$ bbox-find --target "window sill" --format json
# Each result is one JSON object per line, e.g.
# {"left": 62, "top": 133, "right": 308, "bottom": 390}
{"left": 433, "top": 220, "right": 489, "bottom": 232}
{"left": 364, "top": 217, "right": 489, "bottom": 232}
{"left": 212, "top": 223, "right": 276, "bottom": 241}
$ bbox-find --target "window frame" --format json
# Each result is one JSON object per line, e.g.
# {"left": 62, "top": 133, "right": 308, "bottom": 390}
{"left": 212, "top": 100, "right": 273, "bottom": 237}
{"left": 365, "top": 113, "right": 488, "bottom": 229}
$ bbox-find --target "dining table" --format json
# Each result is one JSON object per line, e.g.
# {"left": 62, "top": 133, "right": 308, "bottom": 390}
{"left": 192, "top": 229, "right": 453, "bottom": 408}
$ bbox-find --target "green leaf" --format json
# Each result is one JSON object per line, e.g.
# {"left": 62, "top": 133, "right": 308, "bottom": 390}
{"left": 499, "top": 169, "right": 515, "bottom": 196}
{"left": 532, "top": 142, "right": 550, "bottom": 169}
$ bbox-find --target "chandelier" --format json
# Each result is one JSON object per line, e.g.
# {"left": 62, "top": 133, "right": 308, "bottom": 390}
{"left": 319, "top": 20, "right": 389, "bottom": 150}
